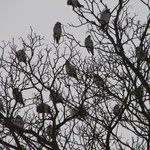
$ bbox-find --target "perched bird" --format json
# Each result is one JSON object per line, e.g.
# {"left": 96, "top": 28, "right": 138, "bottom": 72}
{"left": 46, "top": 124, "right": 53, "bottom": 138}
{"left": 93, "top": 74, "right": 104, "bottom": 88}
{"left": 13, "top": 115, "right": 24, "bottom": 129}
{"left": 70, "top": 107, "right": 78, "bottom": 116}
{"left": 36, "top": 103, "right": 51, "bottom": 114}
{"left": 84, "top": 35, "right": 94, "bottom": 55}
{"left": 113, "top": 104, "right": 120, "bottom": 116}
{"left": 67, "top": 0, "right": 84, "bottom": 9}
{"left": 134, "top": 86, "right": 144, "bottom": 100}
{"left": 70, "top": 105, "right": 86, "bottom": 120}
{"left": 67, "top": 0, "right": 73, "bottom": 6}
{"left": 20, "top": 145, "right": 26, "bottom": 150}
{"left": 136, "top": 46, "right": 146, "bottom": 60}
{"left": 65, "top": 60, "right": 78, "bottom": 80}
{"left": 50, "top": 89, "right": 64, "bottom": 104}
{"left": 100, "top": 8, "right": 110, "bottom": 28}
{"left": 53, "top": 22, "right": 62, "bottom": 44}
{"left": 136, "top": 46, "right": 142, "bottom": 59}
{"left": 16, "top": 50, "right": 27, "bottom": 65}
{"left": 12, "top": 88, "right": 25, "bottom": 106}
{"left": 0, "top": 98, "right": 5, "bottom": 113}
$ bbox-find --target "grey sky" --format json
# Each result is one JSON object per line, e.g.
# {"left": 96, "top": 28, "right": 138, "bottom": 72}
{"left": 0, "top": 0, "right": 76, "bottom": 43}
{"left": 0, "top": 1, "right": 149, "bottom": 149}
{"left": 0, "top": 0, "right": 148, "bottom": 44}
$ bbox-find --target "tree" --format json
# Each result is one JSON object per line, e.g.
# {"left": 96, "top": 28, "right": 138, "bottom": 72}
{"left": 0, "top": 0, "right": 150, "bottom": 149}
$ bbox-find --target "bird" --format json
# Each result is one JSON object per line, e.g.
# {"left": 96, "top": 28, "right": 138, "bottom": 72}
{"left": 0, "top": 98, "right": 5, "bottom": 113}
{"left": 100, "top": 8, "right": 110, "bottom": 28}
{"left": 113, "top": 104, "right": 120, "bottom": 116}
{"left": 65, "top": 60, "right": 78, "bottom": 80}
{"left": 13, "top": 115, "right": 24, "bottom": 129}
{"left": 53, "top": 22, "right": 62, "bottom": 44}
{"left": 46, "top": 124, "right": 53, "bottom": 138}
{"left": 135, "top": 46, "right": 146, "bottom": 61}
{"left": 70, "top": 107, "right": 78, "bottom": 116}
{"left": 67, "top": 0, "right": 84, "bottom": 9}
{"left": 70, "top": 105, "right": 86, "bottom": 120}
{"left": 67, "top": 0, "right": 73, "bottom": 6}
{"left": 134, "top": 86, "right": 144, "bottom": 100}
{"left": 12, "top": 88, "right": 25, "bottom": 106}
{"left": 20, "top": 145, "right": 26, "bottom": 150}
{"left": 36, "top": 103, "right": 51, "bottom": 114}
{"left": 84, "top": 35, "right": 94, "bottom": 55}
{"left": 50, "top": 89, "right": 64, "bottom": 104}
{"left": 136, "top": 46, "right": 142, "bottom": 59}
{"left": 93, "top": 74, "right": 104, "bottom": 88}
{"left": 16, "top": 50, "right": 27, "bottom": 65}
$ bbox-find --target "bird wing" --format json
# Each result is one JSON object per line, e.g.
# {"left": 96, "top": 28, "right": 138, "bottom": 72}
{"left": 54, "top": 25, "right": 62, "bottom": 37}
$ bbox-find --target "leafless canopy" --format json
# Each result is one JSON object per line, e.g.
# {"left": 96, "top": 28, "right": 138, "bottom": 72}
{"left": 0, "top": 0, "right": 150, "bottom": 150}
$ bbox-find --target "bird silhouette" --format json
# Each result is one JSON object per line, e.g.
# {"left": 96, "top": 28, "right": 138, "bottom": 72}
{"left": 12, "top": 88, "right": 25, "bottom": 106}
{"left": 16, "top": 50, "right": 27, "bottom": 65}
{"left": 65, "top": 60, "right": 78, "bottom": 80}
{"left": 53, "top": 22, "right": 62, "bottom": 44}
{"left": 84, "top": 35, "right": 94, "bottom": 55}
{"left": 36, "top": 103, "right": 51, "bottom": 114}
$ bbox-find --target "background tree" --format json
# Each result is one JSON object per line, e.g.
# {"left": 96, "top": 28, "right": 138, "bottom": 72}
{"left": 0, "top": 0, "right": 150, "bottom": 149}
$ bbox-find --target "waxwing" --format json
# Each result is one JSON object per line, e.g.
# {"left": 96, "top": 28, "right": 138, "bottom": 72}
{"left": 67, "top": 0, "right": 84, "bottom": 9}
{"left": 113, "top": 104, "right": 120, "bottom": 116}
{"left": 0, "top": 98, "right": 5, "bottom": 113}
{"left": 13, "top": 115, "right": 24, "bottom": 129}
{"left": 16, "top": 50, "right": 27, "bottom": 65}
{"left": 46, "top": 124, "right": 53, "bottom": 137}
{"left": 100, "top": 8, "right": 110, "bottom": 28}
{"left": 36, "top": 103, "right": 51, "bottom": 114}
{"left": 84, "top": 35, "right": 94, "bottom": 55}
{"left": 53, "top": 22, "right": 62, "bottom": 44}
{"left": 70, "top": 105, "right": 86, "bottom": 120}
{"left": 136, "top": 46, "right": 146, "bottom": 60}
{"left": 67, "top": 0, "right": 72, "bottom": 5}
{"left": 134, "top": 86, "right": 144, "bottom": 100}
{"left": 50, "top": 89, "right": 64, "bottom": 104}
{"left": 93, "top": 74, "right": 104, "bottom": 88}
{"left": 20, "top": 145, "right": 26, "bottom": 150}
{"left": 65, "top": 60, "right": 78, "bottom": 80}
{"left": 12, "top": 88, "right": 25, "bottom": 106}
{"left": 70, "top": 107, "right": 78, "bottom": 116}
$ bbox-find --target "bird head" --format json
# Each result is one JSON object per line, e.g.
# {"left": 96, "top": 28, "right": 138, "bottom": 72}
{"left": 13, "top": 88, "right": 19, "bottom": 91}
{"left": 105, "top": 8, "right": 110, "bottom": 13}
{"left": 93, "top": 73, "right": 98, "bottom": 78}
{"left": 113, "top": 104, "right": 120, "bottom": 112}
{"left": 15, "top": 115, "right": 22, "bottom": 120}
{"left": 13, "top": 88, "right": 19, "bottom": 94}
{"left": 67, "top": 0, "right": 72, "bottom": 5}
{"left": 56, "top": 22, "right": 61, "bottom": 26}
{"left": 36, "top": 105, "right": 41, "bottom": 113}
{"left": 65, "top": 60, "right": 70, "bottom": 65}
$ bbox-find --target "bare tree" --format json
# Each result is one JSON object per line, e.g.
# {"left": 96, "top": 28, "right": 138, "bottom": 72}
{"left": 0, "top": 0, "right": 150, "bottom": 149}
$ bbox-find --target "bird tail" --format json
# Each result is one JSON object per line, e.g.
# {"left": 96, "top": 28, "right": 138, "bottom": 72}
{"left": 24, "top": 61, "right": 27, "bottom": 66}
{"left": 91, "top": 50, "right": 94, "bottom": 56}
{"left": 56, "top": 38, "right": 59, "bottom": 44}
{"left": 21, "top": 101, "right": 25, "bottom": 106}
{"left": 2, "top": 107, "right": 5, "bottom": 113}
{"left": 75, "top": 76, "right": 78, "bottom": 81}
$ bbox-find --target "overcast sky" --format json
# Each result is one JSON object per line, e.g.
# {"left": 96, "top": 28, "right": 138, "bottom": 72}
{"left": 0, "top": 0, "right": 76, "bottom": 44}
{"left": 0, "top": 0, "right": 149, "bottom": 148}
{"left": 0, "top": 0, "right": 149, "bottom": 45}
